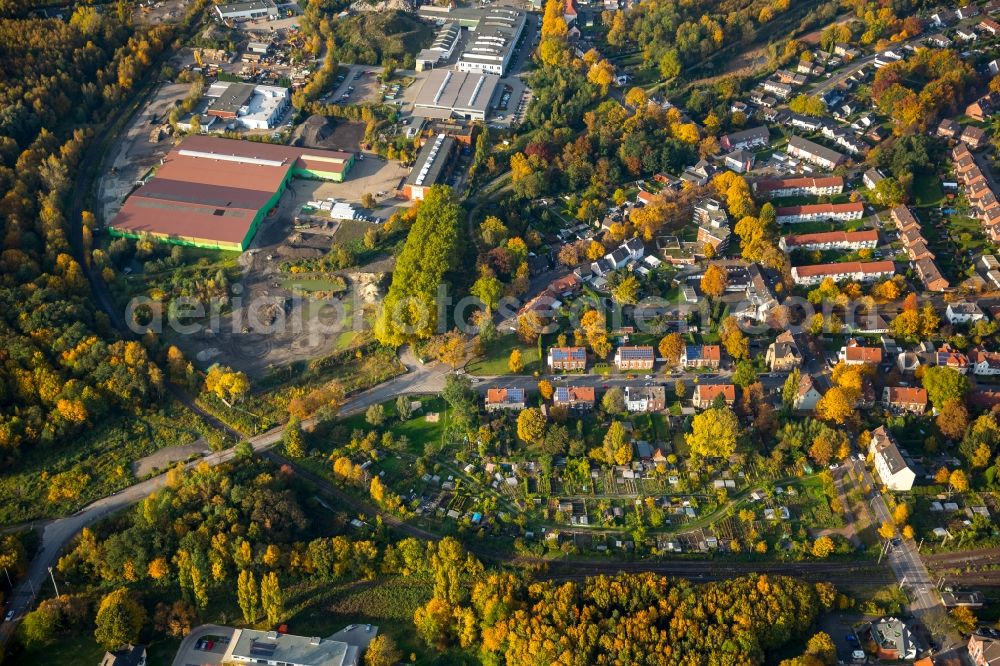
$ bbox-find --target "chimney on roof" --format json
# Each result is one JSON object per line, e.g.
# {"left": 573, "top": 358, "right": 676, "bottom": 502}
{"left": 310, "top": 637, "right": 321, "bottom": 645}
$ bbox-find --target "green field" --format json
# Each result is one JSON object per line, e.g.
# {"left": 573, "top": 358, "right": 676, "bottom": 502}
{"left": 913, "top": 172, "right": 945, "bottom": 208}
{"left": 467, "top": 335, "right": 541, "bottom": 376}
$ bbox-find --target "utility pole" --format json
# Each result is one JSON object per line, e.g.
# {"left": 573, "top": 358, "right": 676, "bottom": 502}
{"left": 47, "top": 567, "right": 60, "bottom": 598}
{"left": 2, "top": 566, "right": 10, "bottom": 588}
{"left": 917, "top": 538, "right": 924, "bottom": 553}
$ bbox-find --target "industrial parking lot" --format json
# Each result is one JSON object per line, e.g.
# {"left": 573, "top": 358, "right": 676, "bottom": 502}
{"left": 325, "top": 64, "right": 427, "bottom": 111}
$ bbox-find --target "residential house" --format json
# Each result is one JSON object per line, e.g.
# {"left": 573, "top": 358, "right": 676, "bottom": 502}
{"left": 930, "top": 10, "right": 956, "bottom": 27}
{"left": 485, "top": 388, "right": 526, "bottom": 412}
{"left": 762, "top": 79, "right": 793, "bottom": 98}
{"left": 614, "top": 346, "right": 655, "bottom": 371}
{"left": 957, "top": 5, "right": 981, "bottom": 19}
{"left": 935, "top": 344, "right": 970, "bottom": 374}
{"left": 548, "top": 273, "right": 581, "bottom": 298}
{"left": 624, "top": 385, "right": 666, "bottom": 412}
{"left": 897, "top": 351, "right": 921, "bottom": 374}
{"left": 681, "top": 159, "right": 716, "bottom": 186}
{"left": 788, "top": 113, "right": 825, "bottom": 132}
{"left": 882, "top": 386, "right": 928, "bottom": 414}
{"left": 839, "top": 338, "right": 883, "bottom": 365}
{"left": 970, "top": 347, "right": 1000, "bottom": 376}
{"left": 791, "top": 261, "right": 895, "bottom": 286}
{"left": 553, "top": 385, "right": 596, "bottom": 410}
{"left": 794, "top": 374, "right": 823, "bottom": 411}
{"left": 743, "top": 263, "right": 779, "bottom": 322}
{"left": 775, "top": 202, "right": 864, "bottom": 224}
{"left": 863, "top": 168, "right": 885, "bottom": 190}
{"left": 786, "top": 136, "right": 847, "bottom": 169}
{"left": 605, "top": 245, "right": 632, "bottom": 270}
{"left": 869, "top": 427, "right": 916, "bottom": 492}
{"left": 946, "top": 301, "right": 986, "bottom": 325}
{"left": 969, "top": 632, "right": 1000, "bottom": 666}
{"left": 836, "top": 134, "right": 869, "bottom": 155}
{"left": 692, "top": 384, "right": 736, "bottom": 409}
{"left": 100, "top": 646, "right": 147, "bottom": 666}
{"left": 914, "top": 257, "right": 949, "bottom": 292}
{"left": 548, "top": 346, "right": 587, "bottom": 371}
{"left": 563, "top": 0, "right": 577, "bottom": 22}
{"left": 765, "top": 331, "right": 802, "bottom": 371}
{"left": 622, "top": 236, "right": 645, "bottom": 262}
{"left": 779, "top": 230, "right": 878, "bottom": 252}
{"left": 693, "top": 199, "right": 731, "bottom": 253}
{"left": 848, "top": 312, "right": 890, "bottom": 335}
{"left": 719, "top": 126, "right": 770, "bottom": 151}
{"left": 962, "top": 125, "right": 989, "bottom": 149}
{"left": 927, "top": 33, "right": 953, "bottom": 48}
{"left": 723, "top": 149, "right": 755, "bottom": 174}
{"left": 890, "top": 205, "right": 921, "bottom": 231}
{"left": 956, "top": 28, "right": 978, "bottom": 42}
{"left": 681, "top": 344, "right": 722, "bottom": 369}
{"left": 874, "top": 50, "right": 905, "bottom": 68}
{"left": 937, "top": 118, "right": 961, "bottom": 139}
{"left": 870, "top": 617, "right": 917, "bottom": 661}
{"left": 753, "top": 176, "right": 844, "bottom": 198}
{"left": 980, "top": 17, "right": 1000, "bottom": 35}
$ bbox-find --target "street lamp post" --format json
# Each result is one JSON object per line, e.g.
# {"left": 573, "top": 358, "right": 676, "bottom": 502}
{"left": 47, "top": 567, "right": 60, "bottom": 598}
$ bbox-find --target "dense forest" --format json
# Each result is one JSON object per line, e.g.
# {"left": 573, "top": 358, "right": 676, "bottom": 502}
{"left": 413, "top": 567, "right": 839, "bottom": 664}
{"left": 0, "top": 5, "right": 187, "bottom": 462}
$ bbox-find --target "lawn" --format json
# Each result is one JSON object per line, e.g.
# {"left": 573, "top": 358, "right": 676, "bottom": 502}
{"left": 913, "top": 172, "right": 945, "bottom": 208}
{"left": 11, "top": 632, "right": 107, "bottom": 665}
{"left": 330, "top": 395, "right": 449, "bottom": 456}
{"left": 467, "top": 334, "right": 541, "bottom": 376}
{"left": 284, "top": 576, "right": 434, "bottom": 660}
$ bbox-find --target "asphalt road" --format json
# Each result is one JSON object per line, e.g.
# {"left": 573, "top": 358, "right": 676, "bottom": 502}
{"left": 843, "top": 457, "right": 964, "bottom": 652}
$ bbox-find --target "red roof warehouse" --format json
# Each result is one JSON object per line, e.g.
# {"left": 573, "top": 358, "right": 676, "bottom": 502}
{"left": 108, "top": 136, "right": 355, "bottom": 251}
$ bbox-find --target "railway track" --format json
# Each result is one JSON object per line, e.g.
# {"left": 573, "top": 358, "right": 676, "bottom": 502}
{"left": 923, "top": 547, "right": 1000, "bottom": 566}
{"left": 537, "top": 558, "right": 895, "bottom": 584}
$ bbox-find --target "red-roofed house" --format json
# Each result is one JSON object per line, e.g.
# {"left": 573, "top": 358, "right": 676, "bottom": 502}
{"left": 881, "top": 387, "right": 928, "bottom": 414}
{"left": 692, "top": 384, "right": 736, "bottom": 409}
{"left": 839, "top": 338, "right": 883, "bottom": 365}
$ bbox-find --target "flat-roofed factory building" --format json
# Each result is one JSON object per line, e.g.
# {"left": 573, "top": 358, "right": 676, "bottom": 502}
{"left": 108, "top": 136, "right": 354, "bottom": 251}
{"left": 403, "top": 133, "right": 457, "bottom": 201}
{"left": 413, "top": 69, "right": 500, "bottom": 121}
{"left": 215, "top": 0, "right": 278, "bottom": 21}
{"left": 205, "top": 81, "right": 290, "bottom": 130}
{"left": 419, "top": 6, "right": 527, "bottom": 76}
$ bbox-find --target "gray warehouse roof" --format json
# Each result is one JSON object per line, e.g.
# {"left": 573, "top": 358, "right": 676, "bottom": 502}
{"left": 406, "top": 133, "right": 456, "bottom": 188}
{"left": 216, "top": 0, "right": 276, "bottom": 15}
{"left": 414, "top": 70, "right": 500, "bottom": 117}
{"left": 208, "top": 82, "right": 255, "bottom": 115}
